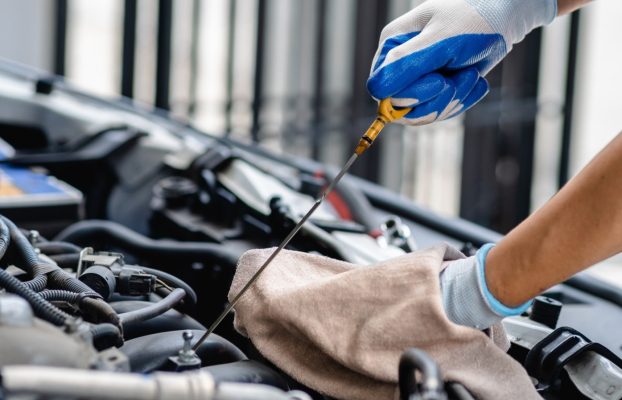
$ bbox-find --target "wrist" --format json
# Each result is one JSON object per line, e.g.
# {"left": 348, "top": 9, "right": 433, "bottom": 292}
{"left": 440, "top": 244, "right": 533, "bottom": 330}
{"left": 476, "top": 244, "right": 533, "bottom": 317}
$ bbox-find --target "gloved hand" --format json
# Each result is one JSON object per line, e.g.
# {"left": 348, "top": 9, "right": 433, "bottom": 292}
{"left": 440, "top": 244, "right": 533, "bottom": 330}
{"left": 367, "top": 0, "right": 557, "bottom": 125}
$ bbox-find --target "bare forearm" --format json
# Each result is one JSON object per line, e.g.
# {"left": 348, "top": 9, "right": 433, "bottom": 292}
{"left": 557, "top": 0, "right": 593, "bottom": 15}
{"left": 487, "top": 132, "right": 622, "bottom": 307}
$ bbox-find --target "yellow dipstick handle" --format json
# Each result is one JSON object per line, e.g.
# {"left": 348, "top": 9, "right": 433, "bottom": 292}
{"left": 355, "top": 98, "right": 412, "bottom": 155}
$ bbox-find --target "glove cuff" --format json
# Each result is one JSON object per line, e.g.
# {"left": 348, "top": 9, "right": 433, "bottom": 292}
{"left": 440, "top": 243, "right": 533, "bottom": 330}
{"left": 466, "top": 0, "right": 558, "bottom": 45}
{"left": 476, "top": 244, "right": 533, "bottom": 317}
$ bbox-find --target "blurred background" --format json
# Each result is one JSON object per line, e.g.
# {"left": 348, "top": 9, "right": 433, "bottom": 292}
{"left": 0, "top": 0, "right": 620, "bottom": 238}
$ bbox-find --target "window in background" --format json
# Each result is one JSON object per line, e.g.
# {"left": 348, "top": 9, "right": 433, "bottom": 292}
{"left": 571, "top": 1, "right": 622, "bottom": 287}
{"left": 531, "top": 16, "right": 570, "bottom": 211}
{"left": 0, "top": 0, "right": 55, "bottom": 73}
{"left": 65, "top": 0, "right": 123, "bottom": 98}
{"left": 571, "top": 1, "right": 622, "bottom": 173}
{"left": 133, "top": 0, "right": 158, "bottom": 107}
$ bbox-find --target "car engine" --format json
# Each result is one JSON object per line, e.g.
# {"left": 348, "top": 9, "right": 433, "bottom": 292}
{"left": 0, "top": 62, "right": 622, "bottom": 400}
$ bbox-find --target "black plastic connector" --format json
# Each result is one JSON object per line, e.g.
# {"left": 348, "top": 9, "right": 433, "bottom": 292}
{"left": 117, "top": 266, "right": 156, "bottom": 296}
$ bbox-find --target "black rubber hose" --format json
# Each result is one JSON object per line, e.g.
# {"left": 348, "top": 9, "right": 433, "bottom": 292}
{"left": 0, "top": 217, "right": 9, "bottom": 258}
{"left": 1, "top": 216, "right": 42, "bottom": 276}
{"left": 22, "top": 274, "right": 48, "bottom": 292}
{"left": 564, "top": 274, "right": 622, "bottom": 308}
{"left": 140, "top": 266, "right": 197, "bottom": 305}
{"left": 89, "top": 323, "right": 123, "bottom": 350}
{"left": 42, "top": 262, "right": 121, "bottom": 330}
{"left": 332, "top": 177, "right": 381, "bottom": 231}
{"left": 110, "top": 300, "right": 204, "bottom": 340}
{"left": 48, "top": 253, "right": 80, "bottom": 269}
{"left": 48, "top": 268, "right": 94, "bottom": 293}
{"left": 0, "top": 268, "right": 72, "bottom": 326}
{"left": 36, "top": 241, "right": 82, "bottom": 255}
{"left": 119, "top": 288, "right": 185, "bottom": 326}
{"left": 0, "top": 217, "right": 73, "bottom": 326}
{"left": 55, "top": 220, "right": 240, "bottom": 268}
{"left": 399, "top": 348, "right": 446, "bottom": 400}
{"left": 39, "top": 289, "right": 80, "bottom": 302}
{"left": 82, "top": 297, "right": 122, "bottom": 328}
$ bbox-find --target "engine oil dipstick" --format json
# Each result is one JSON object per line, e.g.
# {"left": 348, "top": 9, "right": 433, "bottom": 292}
{"left": 192, "top": 99, "right": 411, "bottom": 351}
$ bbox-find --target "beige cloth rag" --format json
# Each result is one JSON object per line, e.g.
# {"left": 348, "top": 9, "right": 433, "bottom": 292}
{"left": 229, "top": 244, "right": 541, "bottom": 400}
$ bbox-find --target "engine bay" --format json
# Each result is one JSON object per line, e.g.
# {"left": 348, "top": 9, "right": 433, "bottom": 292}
{"left": 0, "top": 62, "right": 622, "bottom": 399}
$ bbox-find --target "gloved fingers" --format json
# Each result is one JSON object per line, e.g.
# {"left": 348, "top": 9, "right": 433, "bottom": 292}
{"left": 390, "top": 72, "right": 446, "bottom": 108}
{"left": 436, "top": 67, "right": 480, "bottom": 120}
{"left": 442, "top": 77, "right": 489, "bottom": 121}
{"left": 368, "top": 23, "right": 507, "bottom": 99}
{"left": 367, "top": 28, "right": 451, "bottom": 101}
{"left": 371, "top": 31, "right": 419, "bottom": 73}
{"left": 440, "top": 34, "right": 507, "bottom": 74}
{"left": 400, "top": 82, "right": 456, "bottom": 126}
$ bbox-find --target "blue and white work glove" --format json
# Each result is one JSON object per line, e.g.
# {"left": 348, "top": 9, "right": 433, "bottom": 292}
{"left": 367, "top": 0, "right": 557, "bottom": 125}
{"left": 440, "top": 244, "right": 533, "bottom": 330}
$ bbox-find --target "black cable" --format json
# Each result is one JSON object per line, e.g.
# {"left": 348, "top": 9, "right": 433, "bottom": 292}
{"left": 0, "top": 216, "right": 121, "bottom": 329}
{"left": 55, "top": 220, "right": 240, "bottom": 267}
{"left": 399, "top": 348, "right": 446, "bottom": 400}
{"left": 140, "top": 266, "right": 197, "bottom": 305}
{"left": 119, "top": 288, "right": 185, "bottom": 326}
{"left": 36, "top": 241, "right": 82, "bottom": 255}
{"left": 89, "top": 322, "right": 123, "bottom": 350}
{"left": 0, "top": 217, "right": 41, "bottom": 277}
{"left": 564, "top": 274, "right": 622, "bottom": 307}
{"left": 39, "top": 289, "right": 80, "bottom": 302}
{"left": 0, "top": 217, "right": 72, "bottom": 326}
{"left": 22, "top": 274, "right": 48, "bottom": 292}
{"left": 48, "top": 253, "right": 80, "bottom": 269}
{"left": 0, "top": 271, "right": 72, "bottom": 326}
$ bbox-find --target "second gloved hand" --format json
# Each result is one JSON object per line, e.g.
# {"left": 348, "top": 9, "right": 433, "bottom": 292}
{"left": 440, "top": 244, "right": 533, "bottom": 330}
{"left": 367, "top": 0, "right": 557, "bottom": 125}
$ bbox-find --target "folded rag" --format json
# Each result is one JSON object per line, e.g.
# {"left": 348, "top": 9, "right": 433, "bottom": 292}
{"left": 229, "top": 244, "right": 540, "bottom": 400}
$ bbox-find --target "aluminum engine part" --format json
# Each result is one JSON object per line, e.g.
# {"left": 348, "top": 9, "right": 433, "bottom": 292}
{"left": 0, "top": 294, "right": 98, "bottom": 368}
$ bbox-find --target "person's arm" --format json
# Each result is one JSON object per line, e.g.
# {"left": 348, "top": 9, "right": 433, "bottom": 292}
{"left": 487, "top": 132, "right": 622, "bottom": 307}
{"left": 441, "top": 132, "right": 622, "bottom": 330}
{"left": 558, "top": 0, "right": 593, "bottom": 15}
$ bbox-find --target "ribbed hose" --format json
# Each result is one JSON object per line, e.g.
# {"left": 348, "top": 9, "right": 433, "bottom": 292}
{"left": 48, "top": 268, "right": 94, "bottom": 293}
{"left": 1, "top": 217, "right": 41, "bottom": 276}
{"left": 0, "top": 220, "right": 8, "bottom": 258}
{"left": 39, "top": 290, "right": 80, "bottom": 302}
{"left": 0, "top": 268, "right": 72, "bottom": 326}
{"left": 119, "top": 288, "right": 185, "bottom": 326}
{"left": 48, "top": 268, "right": 121, "bottom": 329}
{"left": 39, "top": 289, "right": 122, "bottom": 339}
{"left": 140, "top": 266, "right": 197, "bottom": 305}
{"left": 55, "top": 220, "right": 240, "bottom": 268}
{"left": 0, "top": 218, "right": 73, "bottom": 326}
{"left": 22, "top": 274, "right": 48, "bottom": 292}
{"left": 0, "top": 217, "right": 121, "bottom": 330}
